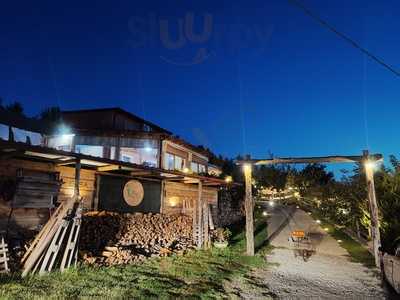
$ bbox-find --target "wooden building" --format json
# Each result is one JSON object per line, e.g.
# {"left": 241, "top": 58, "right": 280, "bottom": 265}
{"left": 0, "top": 107, "right": 227, "bottom": 246}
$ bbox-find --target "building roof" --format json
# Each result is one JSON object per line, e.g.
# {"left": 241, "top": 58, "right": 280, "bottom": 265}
{"left": 62, "top": 107, "right": 172, "bottom": 135}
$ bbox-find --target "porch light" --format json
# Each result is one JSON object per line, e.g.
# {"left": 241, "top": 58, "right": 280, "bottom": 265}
{"left": 225, "top": 176, "right": 232, "bottom": 183}
{"left": 168, "top": 196, "right": 179, "bottom": 207}
{"left": 243, "top": 164, "right": 251, "bottom": 172}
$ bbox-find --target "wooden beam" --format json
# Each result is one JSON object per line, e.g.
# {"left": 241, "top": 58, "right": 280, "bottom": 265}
{"left": 237, "top": 154, "right": 383, "bottom": 166}
{"left": 0, "top": 149, "right": 24, "bottom": 160}
{"left": 203, "top": 191, "right": 209, "bottom": 249}
{"left": 93, "top": 174, "right": 101, "bottom": 210}
{"left": 363, "top": 150, "right": 382, "bottom": 268}
{"left": 74, "top": 160, "right": 81, "bottom": 200}
{"left": 97, "top": 165, "right": 120, "bottom": 172}
{"left": 56, "top": 159, "right": 76, "bottom": 166}
{"left": 244, "top": 164, "right": 254, "bottom": 256}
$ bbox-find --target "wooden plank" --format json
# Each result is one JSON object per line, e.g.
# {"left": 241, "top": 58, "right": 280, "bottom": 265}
{"left": 208, "top": 205, "right": 214, "bottom": 230}
{"left": 237, "top": 153, "right": 383, "bottom": 165}
{"left": 97, "top": 165, "right": 120, "bottom": 172}
{"left": 244, "top": 164, "right": 254, "bottom": 256}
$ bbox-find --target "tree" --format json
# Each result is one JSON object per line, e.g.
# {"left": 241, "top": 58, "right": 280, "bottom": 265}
{"left": 39, "top": 106, "right": 62, "bottom": 122}
{"left": 5, "top": 101, "right": 24, "bottom": 116}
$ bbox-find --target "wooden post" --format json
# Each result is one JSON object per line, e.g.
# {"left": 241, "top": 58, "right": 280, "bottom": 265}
{"left": 93, "top": 174, "right": 101, "bottom": 210}
{"left": 363, "top": 150, "right": 381, "bottom": 268}
{"left": 196, "top": 180, "right": 203, "bottom": 249}
{"left": 244, "top": 164, "right": 254, "bottom": 256}
{"left": 203, "top": 193, "right": 209, "bottom": 249}
{"left": 74, "top": 160, "right": 81, "bottom": 201}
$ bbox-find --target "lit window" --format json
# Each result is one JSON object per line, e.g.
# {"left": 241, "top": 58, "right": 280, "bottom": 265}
{"left": 75, "top": 145, "right": 104, "bottom": 158}
{"left": 175, "top": 156, "right": 184, "bottom": 170}
{"left": 164, "top": 153, "right": 174, "bottom": 170}
{"left": 122, "top": 155, "right": 131, "bottom": 162}
{"left": 191, "top": 162, "right": 199, "bottom": 173}
{"left": 164, "top": 153, "right": 185, "bottom": 171}
{"left": 198, "top": 164, "right": 206, "bottom": 174}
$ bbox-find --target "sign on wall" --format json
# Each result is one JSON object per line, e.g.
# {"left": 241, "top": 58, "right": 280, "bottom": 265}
{"left": 123, "top": 180, "right": 144, "bottom": 206}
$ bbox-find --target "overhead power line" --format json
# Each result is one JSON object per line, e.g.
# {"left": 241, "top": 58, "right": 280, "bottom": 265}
{"left": 288, "top": 0, "right": 400, "bottom": 78}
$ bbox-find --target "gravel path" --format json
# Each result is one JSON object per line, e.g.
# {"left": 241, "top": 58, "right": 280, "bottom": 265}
{"left": 258, "top": 205, "right": 387, "bottom": 299}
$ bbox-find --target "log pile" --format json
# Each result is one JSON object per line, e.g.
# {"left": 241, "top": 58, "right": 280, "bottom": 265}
{"left": 80, "top": 211, "right": 194, "bottom": 266}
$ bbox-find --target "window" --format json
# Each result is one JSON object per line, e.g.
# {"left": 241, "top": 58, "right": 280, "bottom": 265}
{"left": 191, "top": 162, "right": 199, "bottom": 173}
{"left": 175, "top": 156, "right": 184, "bottom": 170}
{"left": 191, "top": 162, "right": 206, "bottom": 173}
{"left": 120, "top": 147, "right": 140, "bottom": 164}
{"left": 75, "top": 145, "right": 104, "bottom": 158}
{"left": 122, "top": 155, "right": 131, "bottom": 162}
{"left": 198, "top": 164, "right": 206, "bottom": 174}
{"left": 165, "top": 153, "right": 174, "bottom": 170}
{"left": 164, "top": 153, "right": 185, "bottom": 171}
{"left": 47, "top": 135, "right": 73, "bottom": 152}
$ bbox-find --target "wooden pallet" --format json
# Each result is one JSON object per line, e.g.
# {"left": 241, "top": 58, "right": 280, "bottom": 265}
{"left": 60, "top": 204, "right": 82, "bottom": 272}
{"left": 22, "top": 197, "right": 77, "bottom": 277}
{"left": 0, "top": 236, "right": 9, "bottom": 273}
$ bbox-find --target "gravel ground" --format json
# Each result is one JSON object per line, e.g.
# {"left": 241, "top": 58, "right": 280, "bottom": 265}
{"left": 240, "top": 204, "right": 388, "bottom": 299}
{"left": 263, "top": 248, "right": 385, "bottom": 299}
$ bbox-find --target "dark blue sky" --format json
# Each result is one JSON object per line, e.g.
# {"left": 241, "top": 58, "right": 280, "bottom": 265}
{"left": 1, "top": 0, "right": 399, "bottom": 170}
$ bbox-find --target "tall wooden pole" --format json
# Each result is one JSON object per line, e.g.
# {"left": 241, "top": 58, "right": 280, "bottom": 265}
{"left": 203, "top": 192, "right": 210, "bottom": 249}
{"left": 244, "top": 164, "right": 254, "bottom": 256}
{"left": 363, "top": 150, "right": 381, "bottom": 268}
{"left": 196, "top": 180, "right": 203, "bottom": 249}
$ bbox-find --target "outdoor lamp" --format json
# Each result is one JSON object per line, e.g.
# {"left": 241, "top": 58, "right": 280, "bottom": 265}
{"left": 364, "top": 160, "right": 376, "bottom": 171}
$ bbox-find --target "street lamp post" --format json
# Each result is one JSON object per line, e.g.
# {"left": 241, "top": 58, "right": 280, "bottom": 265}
{"left": 243, "top": 163, "right": 254, "bottom": 256}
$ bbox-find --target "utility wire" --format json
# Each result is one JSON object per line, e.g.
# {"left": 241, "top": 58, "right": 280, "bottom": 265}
{"left": 288, "top": 0, "right": 400, "bottom": 78}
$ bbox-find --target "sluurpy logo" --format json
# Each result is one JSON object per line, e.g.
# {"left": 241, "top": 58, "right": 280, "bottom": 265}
{"left": 128, "top": 12, "right": 274, "bottom": 66}
{"left": 128, "top": 12, "right": 214, "bottom": 66}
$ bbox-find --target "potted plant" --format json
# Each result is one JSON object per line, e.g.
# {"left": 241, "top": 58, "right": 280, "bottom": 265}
{"left": 213, "top": 228, "right": 231, "bottom": 249}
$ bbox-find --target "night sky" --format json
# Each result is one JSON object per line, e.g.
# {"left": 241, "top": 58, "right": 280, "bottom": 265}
{"left": 1, "top": 0, "right": 399, "bottom": 170}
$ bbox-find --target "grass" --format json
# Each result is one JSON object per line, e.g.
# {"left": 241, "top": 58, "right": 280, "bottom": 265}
{"left": 0, "top": 209, "right": 272, "bottom": 299}
{"left": 307, "top": 209, "right": 376, "bottom": 268}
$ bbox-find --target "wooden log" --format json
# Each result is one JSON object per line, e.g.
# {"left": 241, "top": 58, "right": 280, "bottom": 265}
{"left": 244, "top": 164, "right": 254, "bottom": 256}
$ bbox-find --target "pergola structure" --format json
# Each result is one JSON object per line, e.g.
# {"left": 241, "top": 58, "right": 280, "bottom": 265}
{"left": 237, "top": 151, "right": 384, "bottom": 267}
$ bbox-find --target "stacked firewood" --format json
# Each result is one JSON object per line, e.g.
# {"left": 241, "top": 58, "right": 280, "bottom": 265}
{"left": 80, "top": 211, "right": 194, "bottom": 266}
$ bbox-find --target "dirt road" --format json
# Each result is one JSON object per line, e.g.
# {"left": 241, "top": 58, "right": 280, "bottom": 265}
{"left": 259, "top": 204, "right": 386, "bottom": 299}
